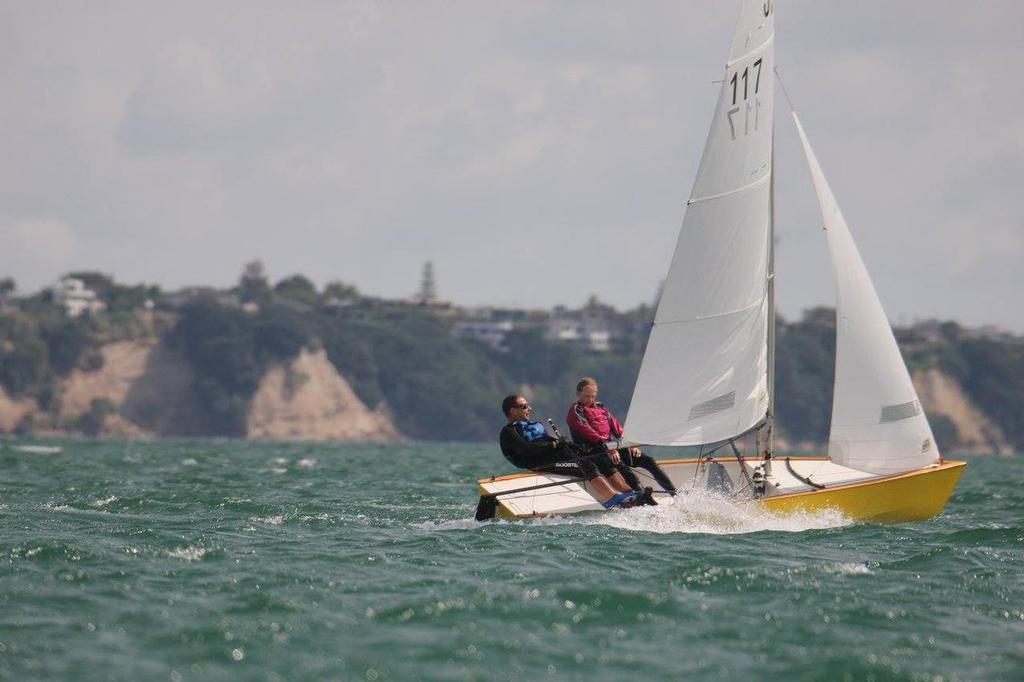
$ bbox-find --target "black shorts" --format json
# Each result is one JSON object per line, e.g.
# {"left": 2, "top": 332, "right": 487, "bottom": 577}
{"left": 524, "top": 445, "right": 616, "bottom": 479}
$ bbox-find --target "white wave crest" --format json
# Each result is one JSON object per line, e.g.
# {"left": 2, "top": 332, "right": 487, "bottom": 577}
{"left": 415, "top": 518, "right": 490, "bottom": 531}
{"left": 12, "top": 445, "right": 62, "bottom": 454}
{"left": 165, "top": 546, "right": 207, "bottom": 562}
{"left": 589, "top": 489, "right": 853, "bottom": 535}
{"left": 821, "top": 562, "right": 873, "bottom": 575}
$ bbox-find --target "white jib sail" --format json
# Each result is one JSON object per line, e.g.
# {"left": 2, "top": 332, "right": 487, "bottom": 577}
{"left": 623, "top": 1, "right": 774, "bottom": 446}
{"left": 793, "top": 113, "right": 940, "bottom": 474}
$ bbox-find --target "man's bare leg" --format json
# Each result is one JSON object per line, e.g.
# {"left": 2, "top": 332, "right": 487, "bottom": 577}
{"left": 608, "top": 471, "right": 634, "bottom": 493}
{"left": 588, "top": 475, "right": 630, "bottom": 504}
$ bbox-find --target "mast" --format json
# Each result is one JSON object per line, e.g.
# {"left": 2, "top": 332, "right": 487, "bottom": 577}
{"left": 757, "top": 129, "right": 776, "bottom": 462}
{"left": 765, "top": 129, "right": 777, "bottom": 459}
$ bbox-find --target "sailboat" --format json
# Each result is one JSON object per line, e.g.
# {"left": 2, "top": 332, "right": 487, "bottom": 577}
{"left": 475, "top": 1, "right": 964, "bottom": 522}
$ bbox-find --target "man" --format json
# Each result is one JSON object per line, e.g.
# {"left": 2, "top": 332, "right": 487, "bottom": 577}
{"left": 566, "top": 377, "right": 677, "bottom": 496}
{"left": 499, "top": 394, "right": 639, "bottom": 509}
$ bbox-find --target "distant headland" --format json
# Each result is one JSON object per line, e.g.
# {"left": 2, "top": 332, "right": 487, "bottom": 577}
{"left": 0, "top": 262, "right": 1020, "bottom": 453}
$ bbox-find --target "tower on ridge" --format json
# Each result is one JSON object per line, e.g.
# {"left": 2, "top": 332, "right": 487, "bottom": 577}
{"left": 418, "top": 261, "right": 437, "bottom": 305}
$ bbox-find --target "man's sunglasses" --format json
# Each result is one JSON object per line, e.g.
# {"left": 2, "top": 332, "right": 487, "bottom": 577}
{"left": 514, "top": 403, "right": 531, "bottom": 409}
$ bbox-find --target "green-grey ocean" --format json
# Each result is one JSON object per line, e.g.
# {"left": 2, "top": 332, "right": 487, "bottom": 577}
{"left": 1, "top": 439, "right": 1021, "bottom": 681}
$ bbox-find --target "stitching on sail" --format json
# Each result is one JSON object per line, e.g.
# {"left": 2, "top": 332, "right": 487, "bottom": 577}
{"left": 879, "top": 400, "right": 921, "bottom": 424}
{"left": 688, "top": 391, "right": 736, "bottom": 421}
{"left": 688, "top": 173, "right": 771, "bottom": 206}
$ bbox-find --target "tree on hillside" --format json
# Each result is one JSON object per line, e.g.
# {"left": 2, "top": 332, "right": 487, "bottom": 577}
{"left": 107, "top": 284, "right": 160, "bottom": 312}
{"left": 957, "top": 338, "right": 1024, "bottom": 448}
{"left": 0, "top": 312, "right": 50, "bottom": 396}
{"left": 773, "top": 309, "right": 836, "bottom": 445}
{"left": 582, "top": 294, "right": 616, "bottom": 319}
{"left": 238, "top": 260, "right": 271, "bottom": 305}
{"left": 255, "top": 302, "right": 313, "bottom": 362}
{"left": 39, "top": 314, "right": 98, "bottom": 374}
{"left": 66, "top": 271, "right": 115, "bottom": 297}
{"left": 173, "top": 298, "right": 265, "bottom": 435}
{"left": 274, "top": 275, "right": 318, "bottom": 307}
{"left": 323, "top": 281, "right": 360, "bottom": 307}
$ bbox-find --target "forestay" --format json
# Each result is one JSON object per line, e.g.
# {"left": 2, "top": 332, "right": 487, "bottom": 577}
{"left": 793, "top": 113, "right": 940, "bottom": 475}
{"left": 623, "top": 0, "right": 774, "bottom": 446}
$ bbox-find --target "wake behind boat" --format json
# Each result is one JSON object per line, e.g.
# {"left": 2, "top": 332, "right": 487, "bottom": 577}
{"left": 475, "top": 1, "right": 964, "bottom": 522}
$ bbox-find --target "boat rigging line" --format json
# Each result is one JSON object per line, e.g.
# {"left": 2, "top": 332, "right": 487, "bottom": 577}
{"left": 729, "top": 440, "right": 755, "bottom": 491}
{"left": 784, "top": 457, "right": 826, "bottom": 490}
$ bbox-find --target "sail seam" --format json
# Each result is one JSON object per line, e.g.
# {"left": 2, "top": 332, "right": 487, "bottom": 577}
{"left": 688, "top": 173, "right": 770, "bottom": 206}
{"left": 726, "top": 33, "right": 775, "bottom": 69}
{"left": 654, "top": 294, "right": 766, "bottom": 326}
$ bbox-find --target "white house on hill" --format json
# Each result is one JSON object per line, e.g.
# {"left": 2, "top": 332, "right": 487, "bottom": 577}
{"left": 52, "top": 277, "right": 105, "bottom": 317}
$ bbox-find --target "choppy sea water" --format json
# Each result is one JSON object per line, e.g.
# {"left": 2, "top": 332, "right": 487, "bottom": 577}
{"left": 0, "top": 439, "right": 1021, "bottom": 681}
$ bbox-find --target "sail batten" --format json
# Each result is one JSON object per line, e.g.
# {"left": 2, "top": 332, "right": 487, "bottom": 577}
{"left": 726, "top": 33, "right": 775, "bottom": 68}
{"left": 654, "top": 295, "right": 766, "bottom": 326}
{"left": 689, "top": 172, "right": 771, "bottom": 205}
{"left": 622, "top": 1, "right": 774, "bottom": 447}
{"left": 792, "top": 112, "right": 940, "bottom": 474}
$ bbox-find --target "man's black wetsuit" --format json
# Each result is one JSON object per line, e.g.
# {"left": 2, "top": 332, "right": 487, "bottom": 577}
{"left": 498, "top": 421, "right": 617, "bottom": 479}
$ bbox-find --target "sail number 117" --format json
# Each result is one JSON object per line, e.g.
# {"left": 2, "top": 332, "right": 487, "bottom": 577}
{"left": 730, "top": 58, "right": 763, "bottom": 106}
{"left": 727, "top": 57, "right": 764, "bottom": 141}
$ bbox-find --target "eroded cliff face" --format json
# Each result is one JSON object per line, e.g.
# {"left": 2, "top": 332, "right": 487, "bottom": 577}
{"left": 0, "top": 340, "right": 401, "bottom": 442}
{"left": 912, "top": 368, "right": 1012, "bottom": 455}
{"left": 246, "top": 347, "right": 399, "bottom": 442}
{"left": 61, "top": 341, "right": 158, "bottom": 418}
{"left": 0, "top": 387, "right": 36, "bottom": 432}
{"left": 59, "top": 339, "right": 203, "bottom": 436}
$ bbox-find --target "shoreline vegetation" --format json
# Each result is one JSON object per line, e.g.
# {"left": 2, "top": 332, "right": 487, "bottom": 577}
{"left": 0, "top": 264, "right": 1020, "bottom": 453}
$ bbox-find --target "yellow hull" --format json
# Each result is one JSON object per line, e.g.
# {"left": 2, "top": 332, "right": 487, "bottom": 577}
{"left": 760, "top": 460, "right": 966, "bottom": 523}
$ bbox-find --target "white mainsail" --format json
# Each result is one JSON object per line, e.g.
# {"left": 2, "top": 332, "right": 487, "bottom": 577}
{"left": 793, "top": 113, "right": 940, "bottom": 475}
{"left": 623, "top": 1, "right": 774, "bottom": 446}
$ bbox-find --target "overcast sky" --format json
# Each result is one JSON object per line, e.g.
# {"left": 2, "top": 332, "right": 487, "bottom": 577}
{"left": 2, "top": 1, "right": 1022, "bottom": 330}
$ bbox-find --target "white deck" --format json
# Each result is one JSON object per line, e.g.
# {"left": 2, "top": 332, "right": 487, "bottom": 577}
{"left": 480, "top": 474, "right": 604, "bottom": 516}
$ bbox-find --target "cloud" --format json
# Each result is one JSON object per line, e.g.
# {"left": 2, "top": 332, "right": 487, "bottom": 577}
{"left": 0, "top": 1, "right": 1022, "bottom": 331}
{"left": 117, "top": 42, "right": 275, "bottom": 154}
